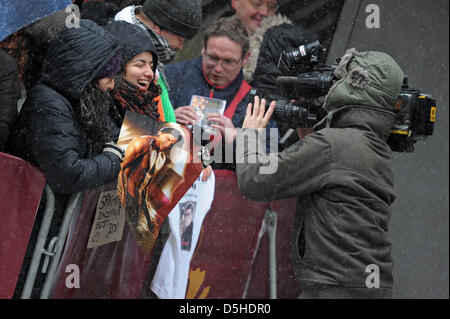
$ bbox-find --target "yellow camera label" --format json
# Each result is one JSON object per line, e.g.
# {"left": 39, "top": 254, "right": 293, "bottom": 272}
{"left": 430, "top": 106, "right": 436, "bottom": 122}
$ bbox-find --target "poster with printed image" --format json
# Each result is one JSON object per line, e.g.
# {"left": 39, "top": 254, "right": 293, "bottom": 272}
{"left": 189, "top": 95, "right": 226, "bottom": 135}
{"left": 116, "top": 111, "right": 203, "bottom": 256}
{"left": 179, "top": 201, "right": 196, "bottom": 251}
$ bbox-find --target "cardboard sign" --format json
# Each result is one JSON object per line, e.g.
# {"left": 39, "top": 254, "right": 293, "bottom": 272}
{"left": 87, "top": 190, "right": 125, "bottom": 249}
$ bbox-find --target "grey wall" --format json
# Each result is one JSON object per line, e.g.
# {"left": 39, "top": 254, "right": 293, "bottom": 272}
{"left": 327, "top": 0, "right": 449, "bottom": 298}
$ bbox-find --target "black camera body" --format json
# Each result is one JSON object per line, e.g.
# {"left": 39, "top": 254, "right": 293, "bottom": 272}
{"left": 272, "top": 41, "right": 437, "bottom": 152}
{"left": 387, "top": 78, "right": 436, "bottom": 152}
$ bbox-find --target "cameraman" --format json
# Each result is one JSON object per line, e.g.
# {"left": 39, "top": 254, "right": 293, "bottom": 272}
{"left": 236, "top": 49, "right": 404, "bottom": 299}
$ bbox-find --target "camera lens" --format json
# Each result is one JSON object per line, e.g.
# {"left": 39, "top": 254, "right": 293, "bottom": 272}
{"left": 278, "top": 41, "right": 324, "bottom": 73}
{"left": 273, "top": 100, "right": 318, "bottom": 128}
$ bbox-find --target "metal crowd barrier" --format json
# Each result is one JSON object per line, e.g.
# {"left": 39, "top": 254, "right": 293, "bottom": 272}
{"left": 242, "top": 204, "right": 278, "bottom": 299}
{"left": 40, "top": 191, "right": 83, "bottom": 299}
{"left": 20, "top": 186, "right": 83, "bottom": 299}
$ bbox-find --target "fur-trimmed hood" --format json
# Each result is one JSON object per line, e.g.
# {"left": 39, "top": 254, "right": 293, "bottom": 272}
{"left": 315, "top": 49, "right": 404, "bottom": 138}
{"left": 244, "top": 14, "right": 292, "bottom": 82}
{"left": 322, "top": 48, "right": 404, "bottom": 113}
{"left": 243, "top": 14, "right": 318, "bottom": 98}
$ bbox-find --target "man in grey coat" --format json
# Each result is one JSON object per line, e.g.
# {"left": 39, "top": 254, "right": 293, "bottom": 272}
{"left": 236, "top": 49, "right": 404, "bottom": 298}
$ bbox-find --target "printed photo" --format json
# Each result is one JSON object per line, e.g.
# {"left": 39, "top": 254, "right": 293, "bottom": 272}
{"left": 117, "top": 111, "right": 203, "bottom": 256}
{"left": 179, "top": 201, "right": 196, "bottom": 251}
{"left": 189, "top": 95, "right": 226, "bottom": 135}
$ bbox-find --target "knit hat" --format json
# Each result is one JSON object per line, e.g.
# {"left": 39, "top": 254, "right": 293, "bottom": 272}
{"left": 141, "top": 0, "right": 202, "bottom": 40}
{"left": 105, "top": 21, "right": 159, "bottom": 73}
{"left": 95, "top": 51, "right": 122, "bottom": 80}
{"left": 81, "top": 1, "right": 119, "bottom": 26}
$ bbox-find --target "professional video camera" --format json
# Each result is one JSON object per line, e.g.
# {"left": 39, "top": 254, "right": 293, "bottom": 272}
{"left": 271, "top": 41, "right": 437, "bottom": 152}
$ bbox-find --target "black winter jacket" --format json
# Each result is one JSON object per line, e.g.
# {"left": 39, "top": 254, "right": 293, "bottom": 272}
{"left": 9, "top": 20, "right": 122, "bottom": 195}
{"left": 0, "top": 49, "right": 19, "bottom": 152}
{"left": 243, "top": 16, "right": 318, "bottom": 150}
{"left": 244, "top": 18, "right": 318, "bottom": 99}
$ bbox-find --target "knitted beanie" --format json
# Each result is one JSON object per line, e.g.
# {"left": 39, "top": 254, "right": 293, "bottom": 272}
{"left": 141, "top": 0, "right": 202, "bottom": 40}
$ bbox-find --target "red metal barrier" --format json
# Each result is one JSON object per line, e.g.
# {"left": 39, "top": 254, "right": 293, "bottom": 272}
{"left": 0, "top": 152, "right": 46, "bottom": 299}
{"left": 51, "top": 169, "right": 301, "bottom": 299}
{"left": 187, "top": 170, "right": 301, "bottom": 299}
{"left": 186, "top": 169, "right": 267, "bottom": 299}
{"left": 51, "top": 160, "right": 201, "bottom": 298}
{"left": 245, "top": 199, "right": 302, "bottom": 298}
{"left": 50, "top": 183, "right": 152, "bottom": 299}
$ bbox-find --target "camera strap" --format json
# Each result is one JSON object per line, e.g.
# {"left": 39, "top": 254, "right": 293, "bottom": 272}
{"left": 224, "top": 80, "right": 252, "bottom": 119}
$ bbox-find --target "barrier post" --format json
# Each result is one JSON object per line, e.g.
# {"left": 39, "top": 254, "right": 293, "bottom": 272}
{"left": 40, "top": 191, "right": 83, "bottom": 299}
{"left": 20, "top": 185, "right": 55, "bottom": 299}
{"left": 265, "top": 204, "right": 278, "bottom": 299}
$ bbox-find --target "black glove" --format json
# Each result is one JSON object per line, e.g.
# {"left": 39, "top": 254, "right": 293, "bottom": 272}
{"left": 103, "top": 142, "right": 125, "bottom": 162}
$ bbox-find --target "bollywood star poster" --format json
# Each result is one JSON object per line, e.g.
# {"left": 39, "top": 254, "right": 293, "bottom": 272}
{"left": 117, "top": 111, "right": 203, "bottom": 256}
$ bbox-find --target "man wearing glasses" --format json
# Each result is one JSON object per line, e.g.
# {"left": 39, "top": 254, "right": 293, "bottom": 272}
{"left": 171, "top": 0, "right": 279, "bottom": 63}
{"left": 166, "top": 16, "right": 276, "bottom": 169}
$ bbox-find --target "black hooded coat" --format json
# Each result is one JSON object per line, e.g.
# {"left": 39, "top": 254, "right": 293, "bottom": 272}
{"left": 243, "top": 15, "right": 318, "bottom": 149}
{"left": 8, "top": 19, "right": 124, "bottom": 298}
{"left": 9, "top": 20, "right": 122, "bottom": 196}
{"left": 0, "top": 49, "right": 19, "bottom": 152}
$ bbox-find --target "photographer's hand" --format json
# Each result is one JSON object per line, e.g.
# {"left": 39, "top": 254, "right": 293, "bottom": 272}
{"left": 242, "top": 96, "right": 276, "bottom": 130}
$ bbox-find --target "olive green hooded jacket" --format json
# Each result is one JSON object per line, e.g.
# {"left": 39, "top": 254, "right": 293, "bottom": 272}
{"left": 236, "top": 49, "right": 404, "bottom": 298}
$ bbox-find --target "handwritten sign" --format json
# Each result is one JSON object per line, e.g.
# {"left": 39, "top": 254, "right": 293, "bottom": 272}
{"left": 87, "top": 190, "right": 125, "bottom": 249}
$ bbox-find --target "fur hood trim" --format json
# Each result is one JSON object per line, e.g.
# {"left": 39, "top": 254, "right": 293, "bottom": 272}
{"left": 244, "top": 14, "right": 292, "bottom": 82}
{"left": 333, "top": 47, "right": 358, "bottom": 79}
{"left": 323, "top": 48, "right": 359, "bottom": 109}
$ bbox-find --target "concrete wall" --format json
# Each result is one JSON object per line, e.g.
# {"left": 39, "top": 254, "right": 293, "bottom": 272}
{"left": 327, "top": 0, "right": 449, "bottom": 298}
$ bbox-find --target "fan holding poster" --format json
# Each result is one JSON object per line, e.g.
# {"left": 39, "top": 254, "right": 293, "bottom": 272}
{"left": 117, "top": 111, "right": 203, "bottom": 256}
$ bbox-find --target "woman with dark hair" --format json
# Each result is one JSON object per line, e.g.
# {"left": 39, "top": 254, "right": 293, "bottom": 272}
{"left": 9, "top": 19, "right": 124, "bottom": 206}
{"left": 8, "top": 19, "right": 125, "bottom": 298}
{"left": 106, "top": 20, "right": 165, "bottom": 123}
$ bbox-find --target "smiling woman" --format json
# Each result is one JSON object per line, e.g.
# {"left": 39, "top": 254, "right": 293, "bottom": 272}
{"left": 106, "top": 21, "right": 164, "bottom": 121}
{"left": 124, "top": 51, "right": 155, "bottom": 91}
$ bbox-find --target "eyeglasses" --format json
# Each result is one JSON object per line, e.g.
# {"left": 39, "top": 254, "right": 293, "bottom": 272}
{"left": 203, "top": 52, "right": 242, "bottom": 70}
{"left": 248, "top": 0, "right": 279, "bottom": 13}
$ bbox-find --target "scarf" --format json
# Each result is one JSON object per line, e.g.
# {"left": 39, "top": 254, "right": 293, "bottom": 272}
{"left": 113, "top": 76, "right": 162, "bottom": 121}
{"left": 79, "top": 83, "right": 121, "bottom": 156}
{"left": 132, "top": 6, "right": 176, "bottom": 66}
